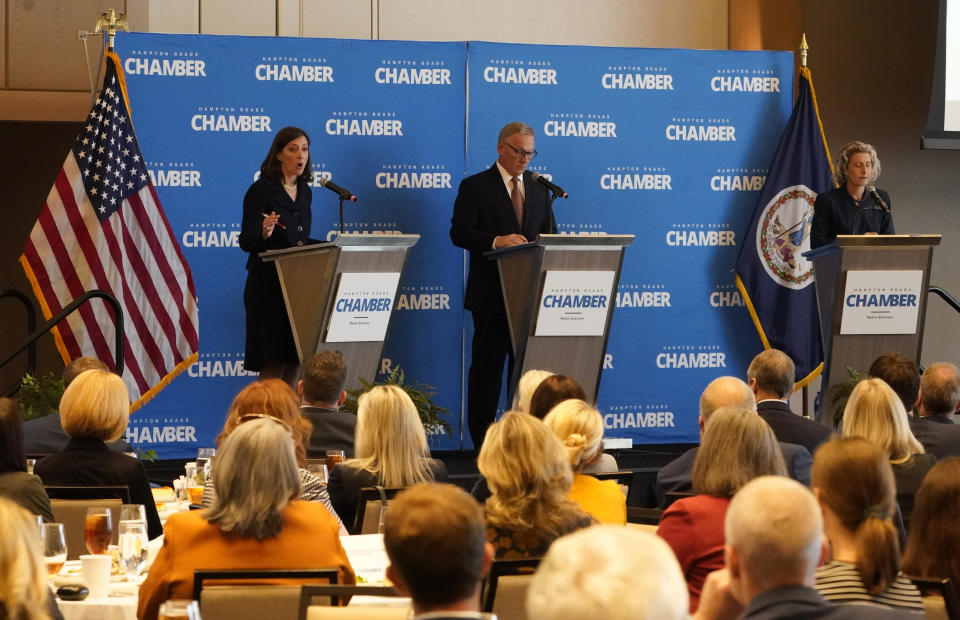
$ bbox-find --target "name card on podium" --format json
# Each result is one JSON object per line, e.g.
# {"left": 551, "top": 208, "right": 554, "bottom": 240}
{"left": 840, "top": 270, "right": 923, "bottom": 335}
{"left": 325, "top": 272, "right": 402, "bottom": 342}
{"left": 534, "top": 270, "right": 616, "bottom": 337}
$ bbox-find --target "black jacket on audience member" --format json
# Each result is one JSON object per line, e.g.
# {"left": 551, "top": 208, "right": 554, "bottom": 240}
{"left": 301, "top": 406, "right": 357, "bottom": 459}
{"left": 34, "top": 438, "right": 163, "bottom": 539}
{"left": 756, "top": 400, "right": 833, "bottom": 457}
{"left": 909, "top": 415, "right": 960, "bottom": 460}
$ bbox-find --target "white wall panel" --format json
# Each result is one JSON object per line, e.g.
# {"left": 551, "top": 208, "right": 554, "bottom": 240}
{"left": 199, "top": 0, "right": 274, "bottom": 36}
{"left": 301, "top": 0, "right": 372, "bottom": 40}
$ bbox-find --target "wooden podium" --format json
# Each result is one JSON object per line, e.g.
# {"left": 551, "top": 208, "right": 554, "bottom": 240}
{"left": 486, "top": 234, "right": 634, "bottom": 402}
{"left": 260, "top": 233, "right": 419, "bottom": 392}
{"left": 803, "top": 234, "right": 941, "bottom": 424}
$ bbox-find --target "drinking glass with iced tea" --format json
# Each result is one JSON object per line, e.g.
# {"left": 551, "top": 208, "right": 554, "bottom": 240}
{"left": 84, "top": 507, "right": 113, "bottom": 554}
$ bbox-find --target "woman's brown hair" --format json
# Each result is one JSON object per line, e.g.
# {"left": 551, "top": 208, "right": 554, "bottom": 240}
{"left": 813, "top": 436, "right": 899, "bottom": 595}
{"left": 902, "top": 457, "right": 960, "bottom": 598}
{"left": 216, "top": 379, "right": 312, "bottom": 467}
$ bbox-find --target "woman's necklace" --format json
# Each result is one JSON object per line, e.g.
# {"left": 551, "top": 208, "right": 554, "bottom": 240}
{"left": 845, "top": 187, "right": 862, "bottom": 206}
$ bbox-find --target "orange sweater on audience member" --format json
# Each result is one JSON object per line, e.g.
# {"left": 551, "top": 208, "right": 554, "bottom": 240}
{"left": 567, "top": 473, "right": 626, "bottom": 524}
{"left": 137, "top": 501, "right": 355, "bottom": 620}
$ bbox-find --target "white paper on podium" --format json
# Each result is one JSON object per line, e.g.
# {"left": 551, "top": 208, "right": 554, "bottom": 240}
{"left": 535, "top": 270, "right": 616, "bottom": 337}
{"left": 325, "top": 272, "right": 401, "bottom": 343}
{"left": 839, "top": 269, "right": 923, "bottom": 335}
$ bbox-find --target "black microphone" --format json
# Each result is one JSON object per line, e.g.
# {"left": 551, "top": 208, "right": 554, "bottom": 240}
{"left": 530, "top": 172, "right": 568, "bottom": 199}
{"left": 867, "top": 185, "right": 889, "bottom": 213}
{"left": 319, "top": 177, "right": 357, "bottom": 202}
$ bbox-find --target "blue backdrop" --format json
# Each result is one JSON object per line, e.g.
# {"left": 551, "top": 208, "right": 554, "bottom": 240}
{"left": 114, "top": 33, "right": 792, "bottom": 457}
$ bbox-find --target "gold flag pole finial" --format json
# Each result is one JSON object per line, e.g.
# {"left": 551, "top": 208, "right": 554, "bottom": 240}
{"left": 799, "top": 33, "right": 809, "bottom": 68}
{"left": 95, "top": 9, "right": 128, "bottom": 51}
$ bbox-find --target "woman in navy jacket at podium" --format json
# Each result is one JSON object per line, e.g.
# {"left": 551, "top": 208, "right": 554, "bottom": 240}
{"left": 239, "top": 127, "right": 316, "bottom": 385}
{"left": 811, "top": 140, "right": 894, "bottom": 249}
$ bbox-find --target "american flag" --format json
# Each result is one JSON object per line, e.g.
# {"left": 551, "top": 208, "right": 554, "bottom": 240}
{"left": 20, "top": 52, "right": 199, "bottom": 409}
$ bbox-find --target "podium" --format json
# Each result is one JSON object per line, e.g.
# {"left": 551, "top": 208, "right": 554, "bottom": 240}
{"left": 260, "top": 233, "right": 419, "bottom": 392}
{"left": 486, "top": 234, "right": 634, "bottom": 402}
{"left": 803, "top": 234, "right": 941, "bottom": 423}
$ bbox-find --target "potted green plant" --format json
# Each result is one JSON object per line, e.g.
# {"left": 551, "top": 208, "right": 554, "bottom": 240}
{"left": 827, "top": 366, "right": 865, "bottom": 429}
{"left": 342, "top": 366, "right": 453, "bottom": 438}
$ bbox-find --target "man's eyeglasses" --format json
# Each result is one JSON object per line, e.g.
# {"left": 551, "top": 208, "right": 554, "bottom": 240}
{"left": 501, "top": 141, "right": 537, "bottom": 160}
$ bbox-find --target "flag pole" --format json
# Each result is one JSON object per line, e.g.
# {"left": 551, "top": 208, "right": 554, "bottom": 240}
{"left": 799, "top": 33, "right": 809, "bottom": 68}
{"left": 95, "top": 8, "right": 128, "bottom": 52}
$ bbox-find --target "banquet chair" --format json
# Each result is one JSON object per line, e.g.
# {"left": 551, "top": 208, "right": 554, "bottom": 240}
{"left": 49, "top": 495, "right": 125, "bottom": 560}
{"left": 906, "top": 576, "right": 960, "bottom": 620}
{"left": 352, "top": 487, "right": 404, "bottom": 535}
{"left": 481, "top": 557, "right": 542, "bottom": 620}
{"left": 297, "top": 584, "right": 405, "bottom": 620}
{"left": 588, "top": 470, "right": 634, "bottom": 497}
{"left": 193, "top": 568, "right": 339, "bottom": 620}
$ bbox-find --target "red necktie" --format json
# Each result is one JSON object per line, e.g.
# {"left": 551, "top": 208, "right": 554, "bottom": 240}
{"left": 511, "top": 176, "right": 524, "bottom": 227}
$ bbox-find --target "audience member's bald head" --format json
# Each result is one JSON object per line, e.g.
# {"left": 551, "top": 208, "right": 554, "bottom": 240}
{"left": 919, "top": 362, "right": 960, "bottom": 418}
{"left": 699, "top": 376, "right": 757, "bottom": 426}
{"left": 725, "top": 476, "right": 823, "bottom": 599}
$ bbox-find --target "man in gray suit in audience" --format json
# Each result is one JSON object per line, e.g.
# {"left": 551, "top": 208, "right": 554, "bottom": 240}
{"left": 383, "top": 483, "right": 493, "bottom": 620}
{"left": 694, "top": 476, "right": 907, "bottom": 619}
{"left": 910, "top": 362, "right": 960, "bottom": 460}
{"left": 655, "top": 376, "right": 811, "bottom": 508}
{"left": 298, "top": 350, "right": 357, "bottom": 458}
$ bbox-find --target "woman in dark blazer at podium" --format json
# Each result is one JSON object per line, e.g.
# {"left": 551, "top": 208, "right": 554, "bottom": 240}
{"left": 239, "top": 126, "right": 317, "bottom": 385}
{"left": 810, "top": 140, "right": 895, "bottom": 249}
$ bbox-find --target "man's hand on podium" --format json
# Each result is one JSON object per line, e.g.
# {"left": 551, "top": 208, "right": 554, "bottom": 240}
{"left": 493, "top": 234, "right": 528, "bottom": 249}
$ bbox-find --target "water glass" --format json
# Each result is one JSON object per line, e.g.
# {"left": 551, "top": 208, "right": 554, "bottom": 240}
{"left": 118, "top": 520, "right": 149, "bottom": 581}
{"left": 84, "top": 507, "right": 113, "bottom": 554}
{"left": 120, "top": 503, "right": 147, "bottom": 525}
{"left": 42, "top": 523, "right": 67, "bottom": 576}
{"left": 158, "top": 599, "right": 201, "bottom": 619}
{"left": 307, "top": 463, "right": 329, "bottom": 485}
{"left": 26, "top": 458, "right": 36, "bottom": 474}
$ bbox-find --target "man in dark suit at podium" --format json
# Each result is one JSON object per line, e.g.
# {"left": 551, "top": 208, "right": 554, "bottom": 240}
{"left": 746, "top": 350, "right": 832, "bottom": 456}
{"left": 450, "top": 122, "right": 557, "bottom": 448}
{"left": 911, "top": 362, "right": 960, "bottom": 460}
{"left": 298, "top": 351, "right": 356, "bottom": 458}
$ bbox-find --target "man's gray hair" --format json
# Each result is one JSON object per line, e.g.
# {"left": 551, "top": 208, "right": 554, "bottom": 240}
{"left": 498, "top": 122, "right": 535, "bottom": 143}
{"left": 725, "top": 476, "right": 822, "bottom": 590}
{"left": 920, "top": 362, "right": 960, "bottom": 416}
{"left": 205, "top": 418, "right": 301, "bottom": 540}
{"left": 527, "top": 525, "right": 688, "bottom": 620}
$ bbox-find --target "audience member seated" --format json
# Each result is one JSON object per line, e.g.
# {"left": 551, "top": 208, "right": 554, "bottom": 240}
{"left": 202, "top": 379, "right": 342, "bottom": 531}
{"left": 656, "top": 376, "right": 811, "bottom": 508}
{"left": 695, "top": 476, "right": 907, "bottom": 620}
{"left": 812, "top": 437, "right": 923, "bottom": 612}
{"left": 328, "top": 385, "right": 447, "bottom": 528}
{"left": 910, "top": 362, "right": 960, "bottom": 460}
{"left": 22, "top": 357, "right": 132, "bottom": 455}
{"left": 138, "top": 418, "right": 355, "bottom": 620}
{"left": 903, "top": 457, "right": 960, "bottom": 600}
{"left": 0, "top": 398, "right": 54, "bottom": 521}
{"left": 843, "top": 377, "right": 935, "bottom": 531}
{"left": 527, "top": 525, "right": 688, "bottom": 620}
{"left": 869, "top": 352, "right": 921, "bottom": 414}
{"left": 34, "top": 369, "right": 162, "bottom": 539}
{"left": 657, "top": 406, "right": 786, "bottom": 612}
{"left": 747, "top": 349, "right": 832, "bottom": 455}
{"left": 298, "top": 350, "right": 357, "bottom": 458}
{"left": 383, "top": 483, "right": 493, "bottom": 619}
{"left": 478, "top": 411, "right": 592, "bottom": 559}
{"left": 0, "top": 497, "right": 64, "bottom": 620}
{"left": 513, "top": 368, "right": 554, "bottom": 413}
{"left": 543, "top": 399, "right": 625, "bottom": 524}
{"left": 529, "top": 374, "right": 617, "bottom": 474}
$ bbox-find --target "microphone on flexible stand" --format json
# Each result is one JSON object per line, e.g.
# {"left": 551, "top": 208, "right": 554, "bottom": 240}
{"left": 319, "top": 177, "right": 357, "bottom": 202}
{"left": 866, "top": 185, "right": 889, "bottom": 213}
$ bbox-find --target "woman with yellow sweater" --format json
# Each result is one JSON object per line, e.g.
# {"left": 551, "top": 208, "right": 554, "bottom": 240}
{"left": 544, "top": 399, "right": 626, "bottom": 524}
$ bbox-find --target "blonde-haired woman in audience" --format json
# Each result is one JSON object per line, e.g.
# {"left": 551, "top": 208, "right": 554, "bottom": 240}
{"left": 543, "top": 399, "right": 625, "bottom": 524}
{"left": 0, "top": 497, "right": 57, "bottom": 620}
{"left": 513, "top": 368, "right": 553, "bottom": 413}
{"left": 138, "top": 419, "right": 354, "bottom": 619}
{"left": 842, "top": 377, "right": 935, "bottom": 530}
{"left": 478, "top": 410, "right": 593, "bottom": 559}
{"left": 812, "top": 436, "right": 923, "bottom": 612}
{"left": 34, "top": 369, "right": 163, "bottom": 539}
{"left": 328, "top": 385, "right": 446, "bottom": 528}
{"left": 902, "top": 457, "right": 960, "bottom": 600}
{"left": 656, "top": 406, "right": 786, "bottom": 613}
{"left": 204, "top": 379, "right": 343, "bottom": 531}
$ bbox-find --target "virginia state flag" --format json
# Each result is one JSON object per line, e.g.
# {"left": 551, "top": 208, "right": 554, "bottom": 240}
{"left": 734, "top": 66, "right": 835, "bottom": 387}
